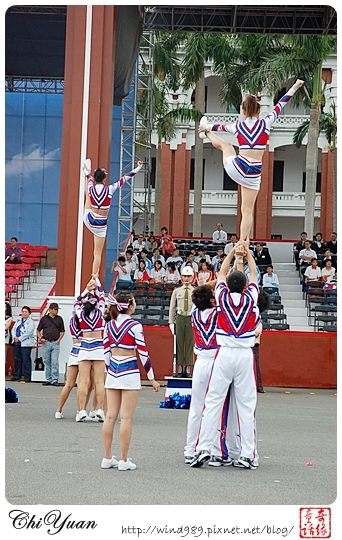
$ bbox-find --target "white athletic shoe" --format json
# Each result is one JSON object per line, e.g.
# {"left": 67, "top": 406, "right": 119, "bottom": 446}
{"left": 75, "top": 409, "right": 90, "bottom": 422}
{"left": 95, "top": 408, "right": 105, "bottom": 422}
{"left": 118, "top": 459, "right": 137, "bottom": 471}
{"left": 83, "top": 158, "right": 91, "bottom": 175}
{"left": 54, "top": 411, "right": 63, "bottom": 419}
{"left": 199, "top": 115, "right": 208, "bottom": 139}
{"left": 101, "top": 456, "right": 119, "bottom": 469}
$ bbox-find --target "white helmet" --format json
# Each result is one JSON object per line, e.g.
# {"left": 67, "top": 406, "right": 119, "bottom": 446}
{"left": 181, "top": 266, "right": 194, "bottom": 277}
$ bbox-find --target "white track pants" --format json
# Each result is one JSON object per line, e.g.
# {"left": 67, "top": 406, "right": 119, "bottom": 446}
{"left": 195, "top": 345, "right": 257, "bottom": 460}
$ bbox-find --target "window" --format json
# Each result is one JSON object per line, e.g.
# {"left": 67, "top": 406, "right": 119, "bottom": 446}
{"left": 273, "top": 161, "right": 284, "bottom": 191}
{"left": 223, "top": 170, "right": 238, "bottom": 190}
{"left": 302, "top": 172, "right": 321, "bottom": 193}
{"left": 190, "top": 159, "right": 205, "bottom": 190}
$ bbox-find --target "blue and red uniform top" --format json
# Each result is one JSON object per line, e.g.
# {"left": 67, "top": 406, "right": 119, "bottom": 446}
{"left": 87, "top": 165, "right": 142, "bottom": 211}
{"left": 215, "top": 280, "right": 260, "bottom": 348}
{"left": 191, "top": 306, "right": 218, "bottom": 355}
{"left": 103, "top": 314, "right": 155, "bottom": 380}
{"left": 206, "top": 84, "right": 297, "bottom": 151}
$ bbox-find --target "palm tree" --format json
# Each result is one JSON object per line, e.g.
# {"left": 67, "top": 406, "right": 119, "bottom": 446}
{"left": 246, "top": 34, "right": 336, "bottom": 240}
{"left": 181, "top": 32, "right": 227, "bottom": 236}
{"left": 293, "top": 102, "right": 337, "bottom": 231}
{"left": 138, "top": 32, "right": 201, "bottom": 232}
{"left": 214, "top": 33, "right": 336, "bottom": 240}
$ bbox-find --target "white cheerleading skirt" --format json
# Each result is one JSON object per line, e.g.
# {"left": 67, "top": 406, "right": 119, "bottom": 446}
{"left": 105, "top": 355, "right": 141, "bottom": 390}
{"left": 77, "top": 338, "right": 105, "bottom": 362}
{"left": 83, "top": 209, "right": 107, "bottom": 237}
{"left": 67, "top": 345, "right": 80, "bottom": 367}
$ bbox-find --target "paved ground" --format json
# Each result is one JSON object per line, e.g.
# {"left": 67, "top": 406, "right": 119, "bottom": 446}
{"left": 5, "top": 380, "right": 337, "bottom": 508}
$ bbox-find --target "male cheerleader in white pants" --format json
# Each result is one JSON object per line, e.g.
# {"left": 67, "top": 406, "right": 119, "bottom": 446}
{"left": 184, "top": 284, "right": 232, "bottom": 466}
{"left": 190, "top": 241, "right": 260, "bottom": 469}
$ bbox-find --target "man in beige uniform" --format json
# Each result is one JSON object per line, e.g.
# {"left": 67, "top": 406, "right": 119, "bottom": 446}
{"left": 169, "top": 266, "right": 195, "bottom": 378}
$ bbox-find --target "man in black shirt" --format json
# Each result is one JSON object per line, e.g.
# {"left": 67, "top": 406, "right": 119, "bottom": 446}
{"left": 37, "top": 302, "right": 65, "bottom": 386}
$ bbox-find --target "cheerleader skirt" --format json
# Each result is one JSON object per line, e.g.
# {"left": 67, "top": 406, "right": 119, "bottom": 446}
{"left": 77, "top": 338, "right": 105, "bottom": 362}
{"left": 105, "top": 355, "right": 141, "bottom": 390}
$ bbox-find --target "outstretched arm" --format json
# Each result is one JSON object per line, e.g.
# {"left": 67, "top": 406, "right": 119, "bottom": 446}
{"left": 109, "top": 160, "right": 143, "bottom": 194}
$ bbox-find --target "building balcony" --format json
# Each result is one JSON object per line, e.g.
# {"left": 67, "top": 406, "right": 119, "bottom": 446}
{"left": 205, "top": 113, "right": 309, "bottom": 132}
{"left": 133, "top": 189, "right": 321, "bottom": 217}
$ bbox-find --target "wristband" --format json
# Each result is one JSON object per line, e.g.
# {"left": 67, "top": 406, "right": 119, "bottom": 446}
{"left": 235, "top": 255, "right": 244, "bottom": 263}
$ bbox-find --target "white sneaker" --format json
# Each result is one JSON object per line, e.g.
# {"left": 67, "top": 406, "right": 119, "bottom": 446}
{"left": 118, "top": 459, "right": 137, "bottom": 471}
{"left": 54, "top": 412, "right": 63, "bottom": 419}
{"left": 101, "top": 456, "right": 119, "bottom": 469}
{"left": 83, "top": 158, "right": 91, "bottom": 175}
{"left": 199, "top": 115, "right": 208, "bottom": 139}
{"left": 96, "top": 408, "right": 105, "bottom": 422}
{"left": 88, "top": 410, "right": 97, "bottom": 419}
{"left": 75, "top": 409, "right": 90, "bottom": 422}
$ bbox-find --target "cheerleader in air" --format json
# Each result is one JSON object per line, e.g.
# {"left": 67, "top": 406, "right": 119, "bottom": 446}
{"left": 198, "top": 79, "right": 304, "bottom": 243}
{"left": 83, "top": 159, "right": 143, "bottom": 274}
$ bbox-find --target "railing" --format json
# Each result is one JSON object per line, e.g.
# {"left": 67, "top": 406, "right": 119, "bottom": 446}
{"left": 134, "top": 189, "right": 321, "bottom": 212}
{"left": 205, "top": 114, "right": 309, "bottom": 130}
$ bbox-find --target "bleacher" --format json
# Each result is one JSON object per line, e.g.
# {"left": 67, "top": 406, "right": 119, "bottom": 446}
{"left": 114, "top": 282, "right": 178, "bottom": 326}
{"left": 5, "top": 243, "right": 48, "bottom": 307}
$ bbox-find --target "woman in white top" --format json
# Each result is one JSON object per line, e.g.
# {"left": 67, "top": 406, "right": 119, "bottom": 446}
{"left": 133, "top": 260, "right": 150, "bottom": 282}
{"left": 11, "top": 306, "right": 35, "bottom": 382}
{"left": 150, "top": 260, "right": 166, "bottom": 283}
{"left": 165, "top": 262, "right": 180, "bottom": 284}
{"left": 321, "top": 259, "right": 336, "bottom": 283}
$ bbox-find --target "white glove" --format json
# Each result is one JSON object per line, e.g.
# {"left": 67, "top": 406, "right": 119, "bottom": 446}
{"left": 169, "top": 323, "right": 175, "bottom": 335}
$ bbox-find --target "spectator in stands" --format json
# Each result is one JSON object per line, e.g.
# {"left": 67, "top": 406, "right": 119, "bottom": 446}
{"left": 326, "top": 232, "right": 337, "bottom": 254}
{"left": 111, "top": 256, "right": 134, "bottom": 288}
{"left": 133, "top": 260, "right": 150, "bottom": 282}
{"left": 144, "top": 234, "right": 158, "bottom": 254}
{"left": 165, "top": 262, "right": 181, "bottom": 284}
{"left": 5, "top": 302, "right": 14, "bottom": 368}
{"left": 311, "top": 232, "right": 326, "bottom": 256}
{"left": 213, "top": 260, "right": 222, "bottom": 279}
{"left": 150, "top": 260, "right": 166, "bottom": 283}
{"left": 124, "top": 249, "right": 137, "bottom": 277}
{"left": 180, "top": 252, "right": 199, "bottom": 273}
{"left": 197, "top": 260, "right": 213, "bottom": 285}
{"left": 262, "top": 264, "right": 279, "bottom": 291}
{"left": 139, "top": 248, "right": 153, "bottom": 271}
{"left": 254, "top": 242, "right": 272, "bottom": 267}
{"left": 36, "top": 303, "right": 65, "bottom": 386}
{"left": 304, "top": 258, "right": 322, "bottom": 286}
{"left": 151, "top": 247, "right": 166, "bottom": 268}
{"left": 165, "top": 247, "right": 183, "bottom": 270}
{"left": 161, "top": 236, "right": 176, "bottom": 257}
{"left": 194, "top": 247, "right": 211, "bottom": 267}
{"left": 212, "top": 223, "right": 228, "bottom": 244}
{"left": 132, "top": 234, "right": 146, "bottom": 252}
{"left": 224, "top": 234, "right": 238, "bottom": 255}
{"left": 299, "top": 240, "right": 317, "bottom": 276}
{"left": 159, "top": 226, "right": 173, "bottom": 245}
{"left": 293, "top": 232, "right": 308, "bottom": 271}
{"left": 321, "top": 259, "right": 336, "bottom": 283}
{"left": 11, "top": 305, "right": 35, "bottom": 382}
{"left": 5, "top": 237, "right": 22, "bottom": 264}
{"left": 321, "top": 248, "right": 337, "bottom": 272}
{"left": 211, "top": 247, "right": 225, "bottom": 271}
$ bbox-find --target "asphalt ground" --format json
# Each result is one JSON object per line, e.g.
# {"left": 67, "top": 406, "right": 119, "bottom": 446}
{"left": 4, "top": 380, "right": 337, "bottom": 508}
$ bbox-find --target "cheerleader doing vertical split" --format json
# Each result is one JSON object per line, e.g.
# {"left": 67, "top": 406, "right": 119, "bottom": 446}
{"left": 83, "top": 159, "right": 143, "bottom": 274}
{"left": 198, "top": 79, "right": 304, "bottom": 242}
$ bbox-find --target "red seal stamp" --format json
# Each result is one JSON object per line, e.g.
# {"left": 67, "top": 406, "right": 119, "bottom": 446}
{"left": 300, "top": 508, "right": 331, "bottom": 538}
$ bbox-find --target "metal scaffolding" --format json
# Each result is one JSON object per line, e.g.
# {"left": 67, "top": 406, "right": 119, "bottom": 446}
{"left": 116, "top": 30, "right": 155, "bottom": 254}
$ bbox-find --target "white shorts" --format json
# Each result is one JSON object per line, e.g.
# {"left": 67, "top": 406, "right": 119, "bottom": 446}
{"left": 83, "top": 209, "right": 107, "bottom": 237}
{"left": 105, "top": 355, "right": 142, "bottom": 390}
{"left": 224, "top": 154, "right": 262, "bottom": 191}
